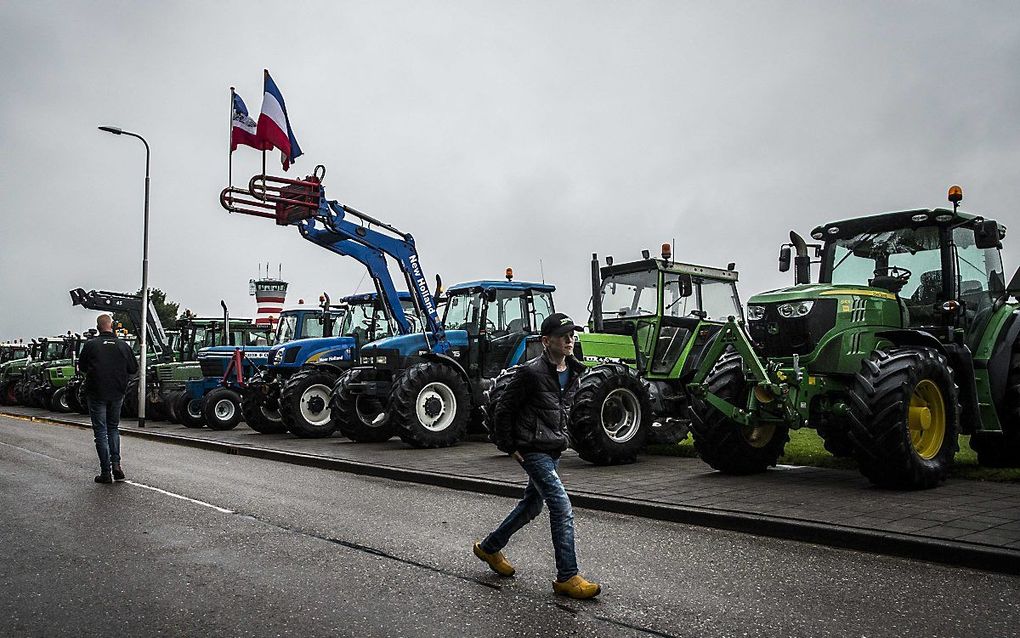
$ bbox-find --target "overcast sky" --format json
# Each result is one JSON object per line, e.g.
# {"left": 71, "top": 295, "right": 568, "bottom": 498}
{"left": 1, "top": 1, "right": 1018, "bottom": 339}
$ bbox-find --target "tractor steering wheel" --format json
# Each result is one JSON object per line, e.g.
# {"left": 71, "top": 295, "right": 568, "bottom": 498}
{"left": 485, "top": 318, "right": 498, "bottom": 334}
{"left": 873, "top": 266, "right": 912, "bottom": 282}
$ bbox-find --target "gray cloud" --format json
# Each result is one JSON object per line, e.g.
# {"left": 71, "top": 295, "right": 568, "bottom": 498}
{"left": 1, "top": 1, "right": 1018, "bottom": 338}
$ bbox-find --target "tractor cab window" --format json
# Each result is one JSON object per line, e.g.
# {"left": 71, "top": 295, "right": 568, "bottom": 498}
{"left": 341, "top": 303, "right": 377, "bottom": 344}
{"left": 399, "top": 299, "right": 423, "bottom": 334}
{"left": 663, "top": 274, "right": 694, "bottom": 318}
{"left": 601, "top": 270, "right": 658, "bottom": 318}
{"left": 444, "top": 292, "right": 483, "bottom": 335}
{"left": 276, "top": 315, "right": 299, "bottom": 344}
{"left": 697, "top": 279, "right": 742, "bottom": 322}
{"left": 532, "top": 291, "right": 554, "bottom": 329}
{"left": 485, "top": 290, "right": 527, "bottom": 338}
{"left": 953, "top": 227, "right": 1005, "bottom": 334}
{"left": 830, "top": 226, "right": 944, "bottom": 326}
{"left": 44, "top": 342, "right": 64, "bottom": 359}
{"left": 303, "top": 315, "right": 325, "bottom": 339}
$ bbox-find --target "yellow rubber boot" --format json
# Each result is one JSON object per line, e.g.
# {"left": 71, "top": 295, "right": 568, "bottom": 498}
{"left": 473, "top": 542, "right": 516, "bottom": 577}
{"left": 552, "top": 575, "right": 602, "bottom": 599}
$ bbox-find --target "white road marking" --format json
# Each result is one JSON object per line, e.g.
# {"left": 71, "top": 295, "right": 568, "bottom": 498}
{"left": 125, "top": 480, "right": 234, "bottom": 514}
{"left": 0, "top": 440, "right": 65, "bottom": 461}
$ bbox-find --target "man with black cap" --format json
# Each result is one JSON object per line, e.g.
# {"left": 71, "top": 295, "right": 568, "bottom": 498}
{"left": 473, "top": 312, "right": 601, "bottom": 599}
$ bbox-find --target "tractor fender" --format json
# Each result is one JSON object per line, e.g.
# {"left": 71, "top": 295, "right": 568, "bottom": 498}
{"left": 875, "top": 329, "right": 946, "bottom": 354}
{"left": 420, "top": 353, "right": 472, "bottom": 390}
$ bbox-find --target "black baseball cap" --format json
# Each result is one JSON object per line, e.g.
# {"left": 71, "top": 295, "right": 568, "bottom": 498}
{"left": 540, "top": 312, "right": 583, "bottom": 337}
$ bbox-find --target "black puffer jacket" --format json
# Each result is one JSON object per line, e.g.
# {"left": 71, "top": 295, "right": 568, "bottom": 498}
{"left": 492, "top": 352, "right": 586, "bottom": 456}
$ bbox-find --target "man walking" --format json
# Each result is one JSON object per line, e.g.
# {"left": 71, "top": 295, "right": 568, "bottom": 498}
{"left": 474, "top": 312, "right": 601, "bottom": 599}
{"left": 77, "top": 314, "right": 137, "bottom": 484}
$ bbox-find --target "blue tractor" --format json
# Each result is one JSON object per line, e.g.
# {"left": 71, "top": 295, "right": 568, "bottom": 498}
{"left": 239, "top": 291, "right": 419, "bottom": 436}
{"left": 334, "top": 274, "right": 556, "bottom": 447}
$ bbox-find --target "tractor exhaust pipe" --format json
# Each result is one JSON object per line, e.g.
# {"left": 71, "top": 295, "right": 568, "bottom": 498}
{"left": 790, "top": 231, "right": 811, "bottom": 285}
{"left": 591, "top": 253, "right": 604, "bottom": 332}
{"left": 220, "top": 300, "right": 230, "bottom": 346}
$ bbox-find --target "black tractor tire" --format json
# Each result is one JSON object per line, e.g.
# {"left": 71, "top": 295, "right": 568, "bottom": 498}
{"left": 49, "top": 387, "right": 71, "bottom": 413}
{"left": 74, "top": 381, "right": 89, "bottom": 415}
{"left": 65, "top": 380, "right": 83, "bottom": 414}
{"left": 690, "top": 353, "right": 790, "bottom": 474}
{"left": 202, "top": 387, "right": 242, "bottom": 431}
{"left": 122, "top": 377, "right": 139, "bottom": 418}
{"left": 569, "top": 363, "right": 651, "bottom": 465}
{"left": 175, "top": 391, "right": 206, "bottom": 428}
{"left": 331, "top": 372, "right": 395, "bottom": 442}
{"left": 14, "top": 380, "right": 30, "bottom": 406}
{"left": 814, "top": 415, "right": 855, "bottom": 458}
{"left": 279, "top": 367, "right": 340, "bottom": 438}
{"left": 481, "top": 366, "right": 523, "bottom": 439}
{"left": 970, "top": 340, "right": 1020, "bottom": 467}
{"left": 646, "top": 419, "right": 691, "bottom": 446}
{"left": 163, "top": 391, "right": 181, "bottom": 424}
{"left": 0, "top": 380, "right": 13, "bottom": 406}
{"left": 241, "top": 386, "right": 288, "bottom": 435}
{"left": 389, "top": 362, "right": 471, "bottom": 448}
{"left": 844, "top": 347, "right": 960, "bottom": 489}
{"left": 145, "top": 392, "right": 167, "bottom": 422}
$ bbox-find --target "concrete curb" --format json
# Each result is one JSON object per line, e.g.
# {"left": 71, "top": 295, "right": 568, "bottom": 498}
{"left": 8, "top": 410, "right": 1019, "bottom": 576}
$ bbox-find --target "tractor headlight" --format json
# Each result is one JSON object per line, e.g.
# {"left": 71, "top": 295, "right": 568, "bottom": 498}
{"left": 777, "top": 301, "right": 814, "bottom": 318}
{"left": 747, "top": 305, "right": 766, "bottom": 321}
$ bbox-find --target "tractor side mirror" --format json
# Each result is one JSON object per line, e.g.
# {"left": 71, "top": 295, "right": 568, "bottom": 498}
{"left": 1007, "top": 266, "right": 1020, "bottom": 300}
{"left": 779, "top": 246, "right": 792, "bottom": 272}
{"left": 975, "top": 219, "right": 1003, "bottom": 250}
{"left": 678, "top": 273, "right": 693, "bottom": 298}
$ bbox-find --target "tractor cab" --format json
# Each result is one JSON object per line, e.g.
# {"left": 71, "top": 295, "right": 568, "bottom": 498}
{"left": 440, "top": 277, "right": 555, "bottom": 379}
{"left": 585, "top": 248, "right": 742, "bottom": 380}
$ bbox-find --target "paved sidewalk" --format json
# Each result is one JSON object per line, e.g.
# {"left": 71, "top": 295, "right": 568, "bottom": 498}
{"left": 5, "top": 406, "right": 1020, "bottom": 574}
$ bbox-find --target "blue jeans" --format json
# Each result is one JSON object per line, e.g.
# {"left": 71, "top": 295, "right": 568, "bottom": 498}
{"left": 88, "top": 397, "right": 124, "bottom": 473}
{"left": 481, "top": 452, "right": 578, "bottom": 581}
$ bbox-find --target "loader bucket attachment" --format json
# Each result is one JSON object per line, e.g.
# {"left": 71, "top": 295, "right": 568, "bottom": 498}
{"left": 219, "top": 165, "right": 327, "bottom": 226}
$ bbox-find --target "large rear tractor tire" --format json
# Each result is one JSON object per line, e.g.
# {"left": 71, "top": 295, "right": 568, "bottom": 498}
{"left": 175, "top": 391, "right": 206, "bottom": 428}
{"left": 49, "top": 387, "right": 71, "bottom": 413}
{"left": 122, "top": 377, "right": 139, "bottom": 418}
{"left": 569, "top": 364, "right": 651, "bottom": 465}
{"left": 845, "top": 348, "right": 959, "bottom": 489}
{"left": 481, "top": 365, "right": 522, "bottom": 440}
{"left": 390, "top": 362, "right": 471, "bottom": 448}
{"left": 969, "top": 339, "right": 1020, "bottom": 467}
{"left": 331, "top": 372, "right": 394, "bottom": 442}
{"left": 240, "top": 379, "right": 287, "bottom": 434}
{"left": 73, "top": 380, "right": 89, "bottom": 415}
{"left": 690, "top": 353, "right": 790, "bottom": 474}
{"left": 280, "top": 367, "right": 339, "bottom": 438}
{"left": 202, "top": 387, "right": 242, "bottom": 431}
{"left": 164, "top": 391, "right": 181, "bottom": 424}
{"left": 0, "top": 380, "right": 14, "bottom": 406}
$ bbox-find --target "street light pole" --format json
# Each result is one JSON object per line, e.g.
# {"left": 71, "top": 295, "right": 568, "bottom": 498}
{"left": 98, "top": 125, "right": 150, "bottom": 428}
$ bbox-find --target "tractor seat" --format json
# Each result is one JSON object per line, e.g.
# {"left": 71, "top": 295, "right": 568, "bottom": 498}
{"left": 505, "top": 318, "right": 525, "bottom": 334}
{"left": 910, "top": 270, "right": 942, "bottom": 305}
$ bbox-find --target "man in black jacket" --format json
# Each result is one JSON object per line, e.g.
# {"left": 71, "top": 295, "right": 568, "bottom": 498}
{"left": 474, "top": 312, "right": 601, "bottom": 599}
{"left": 77, "top": 314, "right": 138, "bottom": 484}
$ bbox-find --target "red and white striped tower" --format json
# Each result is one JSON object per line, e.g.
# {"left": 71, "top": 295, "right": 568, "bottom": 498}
{"left": 250, "top": 270, "right": 288, "bottom": 327}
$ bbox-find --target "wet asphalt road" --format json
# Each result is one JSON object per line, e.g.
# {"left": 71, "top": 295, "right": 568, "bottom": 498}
{"left": 1, "top": 415, "right": 1018, "bottom": 638}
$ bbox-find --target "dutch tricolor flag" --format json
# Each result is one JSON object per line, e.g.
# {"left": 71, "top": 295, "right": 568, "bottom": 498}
{"left": 256, "top": 70, "right": 303, "bottom": 171}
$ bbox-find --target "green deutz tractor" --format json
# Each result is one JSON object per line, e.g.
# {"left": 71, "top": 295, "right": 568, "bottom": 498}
{"left": 566, "top": 247, "right": 742, "bottom": 464}
{"left": 16, "top": 337, "right": 75, "bottom": 407}
{"left": 0, "top": 343, "right": 30, "bottom": 405}
{"left": 688, "top": 187, "right": 1019, "bottom": 489}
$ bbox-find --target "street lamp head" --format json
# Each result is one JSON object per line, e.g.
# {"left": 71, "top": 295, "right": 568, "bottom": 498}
{"left": 98, "top": 125, "right": 123, "bottom": 135}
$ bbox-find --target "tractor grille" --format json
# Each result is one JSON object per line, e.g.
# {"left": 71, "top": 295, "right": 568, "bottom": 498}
{"left": 747, "top": 299, "right": 837, "bottom": 358}
{"left": 156, "top": 367, "right": 174, "bottom": 383}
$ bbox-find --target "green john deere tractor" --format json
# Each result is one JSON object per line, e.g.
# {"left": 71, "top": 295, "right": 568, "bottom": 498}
{"left": 689, "top": 186, "right": 1019, "bottom": 489}
{"left": 566, "top": 247, "right": 743, "bottom": 464}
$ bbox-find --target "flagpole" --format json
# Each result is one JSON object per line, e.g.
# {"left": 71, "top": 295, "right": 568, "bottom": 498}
{"left": 228, "top": 87, "right": 235, "bottom": 190}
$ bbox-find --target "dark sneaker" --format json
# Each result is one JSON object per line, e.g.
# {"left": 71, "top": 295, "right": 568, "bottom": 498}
{"left": 112, "top": 466, "right": 126, "bottom": 482}
{"left": 94, "top": 473, "right": 113, "bottom": 484}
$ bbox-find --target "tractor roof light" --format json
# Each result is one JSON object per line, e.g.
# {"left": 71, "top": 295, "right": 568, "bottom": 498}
{"left": 948, "top": 185, "right": 963, "bottom": 203}
{"left": 661, "top": 243, "right": 672, "bottom": 260}
{"left": 641, "top": 249, "right": 651, "bottom": 259}
{"left": 505, "top": 267, "right": 513, "bottom": 281}
{"left": 605, "top": 256, "right": 614, "bottom": 266}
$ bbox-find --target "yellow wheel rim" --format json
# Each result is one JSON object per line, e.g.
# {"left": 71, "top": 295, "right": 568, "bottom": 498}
{"left": 908, "top": 379, "right": 946, "bottom": 460}
{"left": 741, "top": 423, "right": 776, "bottom": 449}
